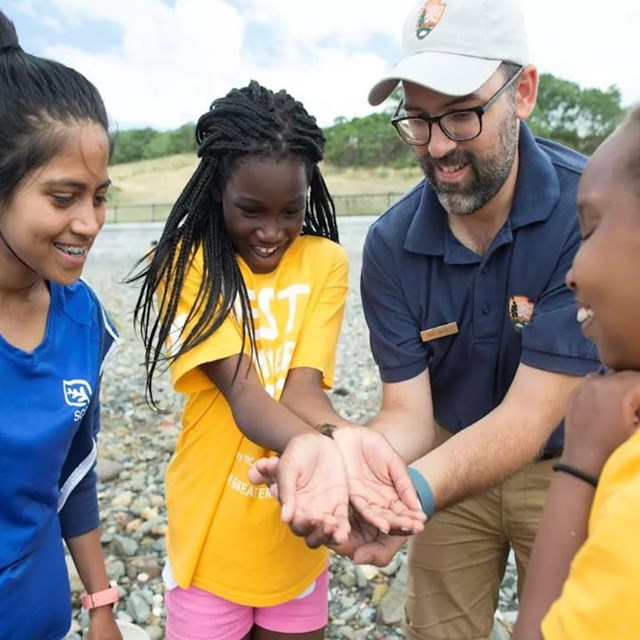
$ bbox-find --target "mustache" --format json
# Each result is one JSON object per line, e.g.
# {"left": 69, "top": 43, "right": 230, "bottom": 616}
{"left": 421, "top": 150, "right": 475, "bottom": 171}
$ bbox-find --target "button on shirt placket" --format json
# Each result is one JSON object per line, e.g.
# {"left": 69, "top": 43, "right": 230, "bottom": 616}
{"left": 475, "top": 259, "right": 501, "bottom": 340}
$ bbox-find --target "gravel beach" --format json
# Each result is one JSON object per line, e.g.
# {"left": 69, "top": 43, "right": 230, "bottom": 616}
{"left": 65, "top": 219, "right": 517, "bottom": 639}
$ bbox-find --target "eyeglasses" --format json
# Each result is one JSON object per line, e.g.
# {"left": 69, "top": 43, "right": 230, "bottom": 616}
{"left": 391, "top": 66, "right": 524, "bottom": 146}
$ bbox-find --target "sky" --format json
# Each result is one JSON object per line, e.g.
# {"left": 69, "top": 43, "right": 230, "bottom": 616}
{"left": 4, "top": 0, "right": 640, "bottom": 131}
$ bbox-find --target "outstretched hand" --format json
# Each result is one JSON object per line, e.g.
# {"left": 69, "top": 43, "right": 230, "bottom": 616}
{"left": 332, "top": 426, "right": 426, "bottom": 535}
{"left": 248, "top": 432, "right": 351, "bottom": 545}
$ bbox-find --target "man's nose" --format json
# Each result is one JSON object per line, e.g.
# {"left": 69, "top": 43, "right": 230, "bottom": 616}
{"left": 427, "top": 124, "right": 459, "bottom": 159}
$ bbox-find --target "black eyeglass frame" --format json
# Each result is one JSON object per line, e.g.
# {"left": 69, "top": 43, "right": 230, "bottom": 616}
{"left": 391, "top": 66, "right": 524, "bottom": 146}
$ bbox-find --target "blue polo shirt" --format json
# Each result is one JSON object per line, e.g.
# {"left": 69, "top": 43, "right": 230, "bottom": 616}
{"left": 361, "top": 124, "right": 600, "bottom": 454}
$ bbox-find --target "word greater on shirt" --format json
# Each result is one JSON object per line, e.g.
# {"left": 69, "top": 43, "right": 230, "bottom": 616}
{"left": 227, "top": 472, "right": 273, "bottom": 500}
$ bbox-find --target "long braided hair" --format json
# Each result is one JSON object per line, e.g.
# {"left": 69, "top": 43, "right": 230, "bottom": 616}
{"left": 130, "top": 80, "right": 339, "bottom": 409}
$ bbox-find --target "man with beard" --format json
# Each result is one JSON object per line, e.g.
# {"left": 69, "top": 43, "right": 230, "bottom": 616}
{"left": 356, "top": 0, "right": 601, "bottom": 638}
{"left": 249, "top": 0, "right": 602, "bottom": 637}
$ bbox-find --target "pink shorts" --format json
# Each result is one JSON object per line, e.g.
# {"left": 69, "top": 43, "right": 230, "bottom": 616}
{"left": 164, "top": 568, "right": 329, "bottom": 639}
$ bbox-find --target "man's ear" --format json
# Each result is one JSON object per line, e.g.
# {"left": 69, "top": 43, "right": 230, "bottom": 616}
{"left": 516, "top": 64, "right": 539, "bottom": 121}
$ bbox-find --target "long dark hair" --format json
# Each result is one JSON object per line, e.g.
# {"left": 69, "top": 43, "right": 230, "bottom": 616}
{"left": 130, "top": 80, "right": 339, "bottom": 408}
{"left": 0, "top": 12, "right": 109, "bottom": 204}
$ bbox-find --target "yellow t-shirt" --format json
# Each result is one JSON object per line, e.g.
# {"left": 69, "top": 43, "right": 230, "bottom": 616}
{"left": 165, "top": 235, "right": 348, "bottom": 606}
{"left": 542, "top": 428, "right": 640, "bottom": 638}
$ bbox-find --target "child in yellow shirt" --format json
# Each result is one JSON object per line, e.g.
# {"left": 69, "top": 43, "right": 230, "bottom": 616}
{"left": 514, "top": 107, "right": 640, "bottom": 639}
{"left": 131, "top": 81, "right": 423, "bottom": 640}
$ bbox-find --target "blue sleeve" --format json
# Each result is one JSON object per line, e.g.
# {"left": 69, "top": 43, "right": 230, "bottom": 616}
{"left": 520, "top": 220, "right": 600, "bottom": 375}
{"left": 59, "top": 283, "right": 118, "bottom": 539}
{"left": 58, "top": 390, "right": 101, "bottom": 539}
{"left": 361, "top": 224, "right": 430, "bottom": 383}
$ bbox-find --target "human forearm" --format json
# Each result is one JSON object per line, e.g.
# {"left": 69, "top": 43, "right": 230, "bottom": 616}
{"left": 515, "top": 373, "right": 640, "bottom": 639}
{"left": 513, "top": 474, "right": 594, "bottom": 640}
{"left": 230, "top": 382, "right": 320, "bottom": 453}
{"left": 411, "top": 410, "right": 545, "bottom": 509}
{"left": 367, "top": 409, "right": 434, "bottom": 464}
{"left": 201, "top": 357, "right": 321, "bottom": 453}
{"left": 280, "top": 371, "right": 355, "bottom": 430}
{"left": 367, "top": 370, "right": 436, "bottom": 464}
{"left": 411, "top": 365, "right": 581, "bottom": 511}
{"left": 66, "top": 528, "right": 121, "bottom": 633}
{"left": 66, "top": 528, "right": 111, "bottom": 594}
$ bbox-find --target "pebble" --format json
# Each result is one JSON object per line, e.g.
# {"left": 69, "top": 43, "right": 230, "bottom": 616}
{"left": 377, "top": 562, "right": 408, "bottom": 625}
{"left": 97, "top": 458, "right": 124, "bottom": 482}
{"left": 64, "top": 223, "right": 519, "bottom": 639}
{"left": 127, "top": 592, "right": 152, "bottom": 624}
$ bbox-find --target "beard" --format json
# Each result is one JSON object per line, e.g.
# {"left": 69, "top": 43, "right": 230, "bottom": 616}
{"left": 419, "top": 111, "right": 520, "bottom": 217}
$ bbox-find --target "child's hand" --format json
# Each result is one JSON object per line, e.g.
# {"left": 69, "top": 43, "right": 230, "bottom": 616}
{"left": 249, "top": 432, "right": 351, "bottom": 546}
{"left": 331, "top": 426, "right": 426, "bottom": 535}
{"left": 563, "top": 371, "right": 640, "bottom": 477}
{"left": 86, "top": 606, "right": 123, "bottom": 640}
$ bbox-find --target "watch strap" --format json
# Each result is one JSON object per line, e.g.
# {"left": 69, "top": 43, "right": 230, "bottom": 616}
{"left": 81, "top": 585, "right": 119, "bottom": 610}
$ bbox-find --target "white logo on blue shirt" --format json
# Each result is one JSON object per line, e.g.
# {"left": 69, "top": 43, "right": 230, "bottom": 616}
{"left": 63, "top": 379, "right": 92, "bottom": 407}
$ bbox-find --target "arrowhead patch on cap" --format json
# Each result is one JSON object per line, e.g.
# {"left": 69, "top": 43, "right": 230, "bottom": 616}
{"left": 416, "top": 0, "right": 447, "bottom": 40}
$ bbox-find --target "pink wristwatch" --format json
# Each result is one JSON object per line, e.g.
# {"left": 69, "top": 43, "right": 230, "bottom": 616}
{"left": 80, "top": 584, "right": 119, "bottom": 610}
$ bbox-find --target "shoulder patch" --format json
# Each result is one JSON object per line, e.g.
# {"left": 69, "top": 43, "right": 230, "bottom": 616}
{"left": 509, "top": 295, "right": 535, "bottom": 331}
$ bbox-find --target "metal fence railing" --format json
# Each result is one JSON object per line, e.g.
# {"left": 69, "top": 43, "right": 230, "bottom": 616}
{"left": 105, "top": 192, "right": 405, "bottom": 223}
{"left": 333, "top": 192, "right": 405, "bottom": 216}
{"left": 105, "top": 203, "right": 173, "bottom": 224}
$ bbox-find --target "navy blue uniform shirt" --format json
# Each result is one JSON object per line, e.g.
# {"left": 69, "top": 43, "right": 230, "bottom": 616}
{"left": 361, "top": 123, "right": 600, "bottom": 454}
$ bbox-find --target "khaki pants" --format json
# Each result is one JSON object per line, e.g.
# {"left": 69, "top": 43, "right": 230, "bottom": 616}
{"left": 403, "top": 425, "right": 555, "bottom": 640}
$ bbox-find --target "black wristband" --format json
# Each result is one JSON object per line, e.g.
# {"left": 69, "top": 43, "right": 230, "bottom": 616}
{"left": 552, "top": 462, "right": 599, "bottom": 488}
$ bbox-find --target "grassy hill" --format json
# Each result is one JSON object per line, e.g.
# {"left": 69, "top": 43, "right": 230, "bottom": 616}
{"left": 108, "top": 154, "right": 423, "bottom": 220}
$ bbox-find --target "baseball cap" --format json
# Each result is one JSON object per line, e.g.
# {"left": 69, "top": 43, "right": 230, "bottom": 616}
{"left": 368, "top": 0, "right": 529, "bottom": 105}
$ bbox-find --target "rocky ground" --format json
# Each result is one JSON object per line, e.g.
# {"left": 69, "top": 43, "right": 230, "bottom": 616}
{"left": 64, "top": 222, "right": 518, "bottom": 639}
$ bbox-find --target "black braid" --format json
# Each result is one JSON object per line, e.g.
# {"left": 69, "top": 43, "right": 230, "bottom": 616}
{"left": 129, "top": 80, "right": 339, "bottom": 409}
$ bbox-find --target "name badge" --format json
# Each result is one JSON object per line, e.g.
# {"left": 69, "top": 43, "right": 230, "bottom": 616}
{"left": 420, "top": 322, "right": 459, "bottom": 343}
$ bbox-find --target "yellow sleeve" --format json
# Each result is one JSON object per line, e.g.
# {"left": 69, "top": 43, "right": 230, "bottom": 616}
{"left": 541, "top": 440, "right": 640, "bottom": 639}
{"left": 168, "top": 253, "right": 247, "bottom": 394}
{"left": 289, "top": 243, "right": 348, "bottom": 388}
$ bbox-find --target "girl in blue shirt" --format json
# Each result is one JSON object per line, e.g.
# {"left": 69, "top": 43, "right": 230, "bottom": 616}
{"left": 0, "top": 11, "right": 121, "bottom": 640}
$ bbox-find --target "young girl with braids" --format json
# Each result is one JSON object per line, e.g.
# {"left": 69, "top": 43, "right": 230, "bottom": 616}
{"left": 133, "top": 81, "right": 423, "bottom": 640}
{"left": 0, "top": 11, "right": 121, "bottom": 640}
